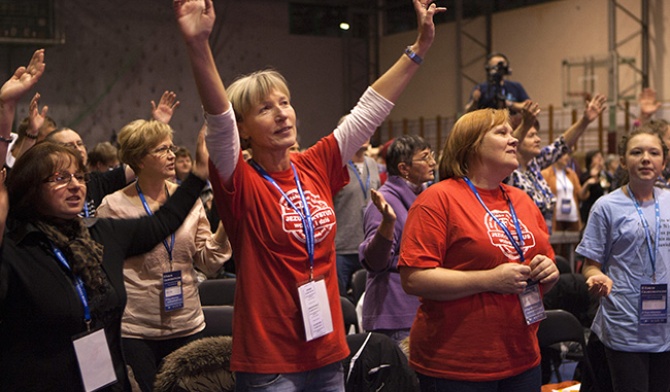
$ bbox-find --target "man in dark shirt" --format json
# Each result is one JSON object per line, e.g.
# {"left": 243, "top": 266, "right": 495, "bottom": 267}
{"left": 465, "top": 52, "right": 530, "bottom": 113}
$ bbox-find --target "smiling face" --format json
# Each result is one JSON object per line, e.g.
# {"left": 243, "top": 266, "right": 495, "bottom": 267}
{"left": 238, "top": 88, "right": 297, "bottom": 154}
{"left": 39, "top": 160, "right": 87, "bottom": 220}
{"left": 621, "top": 133, "right": 665, "bottom": 185}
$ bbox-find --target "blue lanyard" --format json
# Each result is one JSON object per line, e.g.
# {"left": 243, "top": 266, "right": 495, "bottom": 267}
{"left": 135, "top": 182, "right": 175, "bottom": 264}
{"left": 553, "top": 167, "right": 569, "bottom": 194}
{"left": 82, "top": 201, "right": 90, "bottom": 218}
{"left": 250, "top": 160, "right": 316, "bottom": 279}
{"left": 51, "top": 244, "right": 92, "bottom": 330}
{"left": 628, "top": 186, "right": 660, "bottom": 279}
{"left": 464, "top": 177, "right": 526, "bottom": 262}
{"left": 348, "top": 160, "right": 370, "bottom": 199}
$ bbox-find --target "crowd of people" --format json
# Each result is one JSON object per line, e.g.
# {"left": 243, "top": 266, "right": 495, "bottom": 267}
{"left": 0, "top": 1, "right": 669, "bottom": 392}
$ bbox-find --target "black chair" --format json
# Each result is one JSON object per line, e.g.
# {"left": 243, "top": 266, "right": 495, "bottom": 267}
{"left": 198, "top": 278, "right": 236, "bottom": 306}
{"left": 341, "top": 296, "right": 359, "bottom": 334}
{"left": 350, "top": 269, "right": 367, "bottom": 306}
{"left": 201, "top": 305, "right": 234, "bottom": 337}
{"left": 537, "top": 309, "right": 593, "bottom": 385}
{"left": 343, "top": 332, "right": 420, "bottom": 392}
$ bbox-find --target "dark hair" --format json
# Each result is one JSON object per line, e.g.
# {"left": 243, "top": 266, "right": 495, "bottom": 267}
{"left": 174, "top": 146, "right": 192, "bottom": 160}
{"left": 485, "top": 52, "right": 510, "bottom": 68}
{"left": 584, "top": 150, "right": 603, "bottom": 170}
{"left": 386, "top": 135, "right": 431, "bottom": 176}
{"left": 7, "top": 142, "right": 84, "bottom": 220}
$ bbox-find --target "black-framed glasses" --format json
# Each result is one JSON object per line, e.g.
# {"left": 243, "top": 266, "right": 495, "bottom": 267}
{"left": 43, "top": 172, "right": 90, "bottom": 188}
{"left": 412, "top": 151, "right": 436, "bottom": 163}
{"left": 149, "top": 145, "right": 178, "bottom": 157}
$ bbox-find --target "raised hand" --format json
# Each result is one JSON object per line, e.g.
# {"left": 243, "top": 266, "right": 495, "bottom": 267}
{"left": 173, "top": 0, "right": 215, "bottom": 43}
{"left": 371, "top": 188, "right": 396, "bottom": 223}
{"left": 29, "top": 92, "right": 48, "bottom": 137}
{"left": 413, "top": 0, "right": 447, "bottom": 51}
{"left": 151, "top": 91, "right": 180, "bottom": 124}
{"left": 637, "top": 87, "right": 661, "bottom": 124}
{"left": 0, "top": 49, "right": 45, "bottom": 107}
{"left": 583, "top": 93, "right": 607, "bottom": 123}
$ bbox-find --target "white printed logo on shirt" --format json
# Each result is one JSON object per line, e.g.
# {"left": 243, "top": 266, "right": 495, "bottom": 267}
{"left": 484, "top": 209, "right": 536, "bottom": 260}
{"left": 280, "top": 189, "right": 336, "bottom": 243}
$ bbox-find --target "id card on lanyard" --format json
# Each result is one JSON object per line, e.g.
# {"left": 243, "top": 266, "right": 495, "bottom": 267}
{"left": 251, "top": 160, "right": 334, "bottom": 341}
{"left": 52, "top": 245, "right": 117, "bottom": 391}
{"left": 628, "top": 186, "right": 668, "bottom": 325}
{"left": 136, "top": 182, "right": 183, "bottom": 312}
{"left": 464, "top": 177, "right": 546, "bottom": 325}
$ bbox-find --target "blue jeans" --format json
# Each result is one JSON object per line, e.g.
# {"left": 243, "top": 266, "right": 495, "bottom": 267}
{"left": 417, "top": 365, "right": 541, "bottom": 392}
{"left": 235, "top": 362, "right": 345, "bottom": 392}
{"left": 336, "top": 253, "right": 362, "bottom": 297}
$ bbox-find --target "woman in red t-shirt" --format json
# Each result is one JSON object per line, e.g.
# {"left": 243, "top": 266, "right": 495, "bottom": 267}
{"left": 399, "top": 108, "right": 560, "bottom": 392}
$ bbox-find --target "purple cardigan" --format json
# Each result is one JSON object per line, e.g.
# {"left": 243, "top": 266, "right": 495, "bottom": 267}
{"left": 358, "top": 175, "right": 421, "bottom": 331}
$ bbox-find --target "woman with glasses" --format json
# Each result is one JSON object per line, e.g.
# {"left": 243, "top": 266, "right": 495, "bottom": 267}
{"left": 0, "top": 139, "right": 211, "bottom": 391}
{"left": 398, "top": 109, "right": 559, "bottom": 391}
{"left": 359, "top": 135, "right": 435, "bottom": 346}
{"left": 96, "top": 119, "right": 231, "bottom": 392}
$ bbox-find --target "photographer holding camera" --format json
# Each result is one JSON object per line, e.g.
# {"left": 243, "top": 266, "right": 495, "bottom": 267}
{"left": 465, "top": 52, "right": 531, "bottom": 113}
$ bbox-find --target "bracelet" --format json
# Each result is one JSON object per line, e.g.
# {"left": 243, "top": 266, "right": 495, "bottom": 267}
{"left": 403, "top": 46, "right": 423, "bottom": 65}
{"left": 0, "top": 135, "right": 14, "bottom": 144}
{"left": 25, "top": 133, "right": 38, "bottom": 140}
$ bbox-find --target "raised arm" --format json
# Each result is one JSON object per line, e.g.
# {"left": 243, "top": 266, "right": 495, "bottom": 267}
{"left": 174, "top": 0, "right": 238, "bottom": 185}
{"left": 360, "top": 189, "right": 398, "bottom": 272}
{"left": 0, "top": 49, "right": 45, "bottom": 160}
{"left": 174, "top": 0, "right": 228, "bottom": 115}
{"left": 370, "top": 0, "right": 446, "bottom": 102}
{"left": 12, "top": 93, "right": 46, "bottom": 162}
{"left": 511, "top": 100, "right": 540, "bottom": 142}
{"left": 151, "top": 90, "right": 181, "bottom": 124}
{"left": 637, "top": 87, "right": 661, "bottom": 126}
{"left": 562, "top": 93, "right": 607, "bottom": 148}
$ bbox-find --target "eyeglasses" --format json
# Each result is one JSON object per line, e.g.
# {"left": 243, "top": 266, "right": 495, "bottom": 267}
{"left": 149, "top": 145, "right": 178, "bottom": 157}
{"left": 412, "top": 152, "right": 436, "bottom": 163}
{"left": 43, "top": 171, "right": 90, "bottom": 188}
{"left": 59, "top": 141, "right": 86, "bottom": 150}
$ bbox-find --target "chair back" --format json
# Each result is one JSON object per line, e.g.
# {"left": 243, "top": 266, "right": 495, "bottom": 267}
{"left": 341, "top": 296, "right": 359, "bottom": 334}
{"left": 199, "top": 278, "right": 236, "bottom": 306}
{"left": 537, "top": 309, "right": 597, "bottom": 388}
{"left": 350, "top": 269, "right": 367, "bottom": 306}
{"left": 202, "top": 305, "right": 234, "bottom": 337}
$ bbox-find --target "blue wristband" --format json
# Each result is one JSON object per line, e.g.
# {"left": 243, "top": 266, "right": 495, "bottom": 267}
{"left": 403, "top": 46, "right": 423, "bottom": 65}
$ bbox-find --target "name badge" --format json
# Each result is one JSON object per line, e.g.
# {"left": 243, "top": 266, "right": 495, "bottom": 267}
{"left": 163, "top": 270, "right": 184, "bottom": 312}
{"left": 560, "top": 198, "right": 572, "bottom": 214}
{"left": 519, "top": 281, "right": 546, "bottom": 325}
{"left": 72, "top": 328, "right": 117, "bottom": 392}
{"left": 640, "top": 283, "right": 668, "bottom": 325}
{"left": 297, "top": 278, "right": 333, "bottom": 341}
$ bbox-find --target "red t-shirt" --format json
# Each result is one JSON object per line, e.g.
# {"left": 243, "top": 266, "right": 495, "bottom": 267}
{"left": 398, "top": 178, "right": 554, "bottom": 381}
{"left": 209, "top": 134, "right": 350, "bottom": 373}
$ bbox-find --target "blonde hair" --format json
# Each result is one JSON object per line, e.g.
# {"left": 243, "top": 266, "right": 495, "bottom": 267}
{"left": 439, "top": 109, "right": 509, "bottom": 180}
{"left": 117, "top": 119, "right": 173, "bottom": 174}
{"left": 227, "top": 69, "right": 291, "bottom": 122}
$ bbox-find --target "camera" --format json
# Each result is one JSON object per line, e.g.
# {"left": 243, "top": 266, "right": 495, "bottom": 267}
{"left": 487, "top": 61, "right": 510, "bottom": 80}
